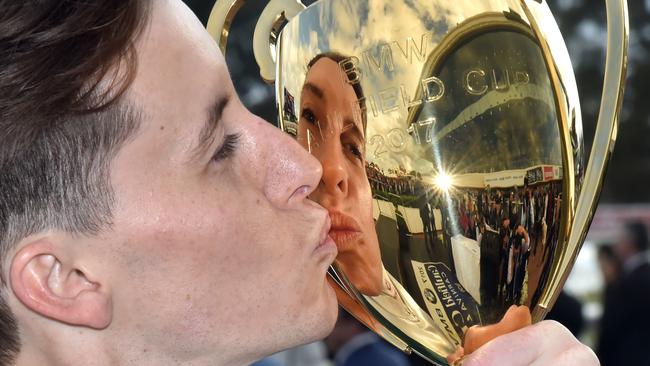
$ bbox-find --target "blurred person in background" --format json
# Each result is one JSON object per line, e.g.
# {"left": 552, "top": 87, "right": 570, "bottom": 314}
{"left": 251, "top": 342, "right": 330, "bottom": 366}
{"left": 546, "top": 290, "right": 585, "bottom": 337}
{"left": 324, "top": 308, "right": 410, "bottom": 366}
{"left": 597, "top": 221, "right": 650, "bottom": 366}
{"left": 597, "top": 244, "right": 622, "bottom": 301}
{"left": 598, "top": 244, "right": 622, "bottom": 285}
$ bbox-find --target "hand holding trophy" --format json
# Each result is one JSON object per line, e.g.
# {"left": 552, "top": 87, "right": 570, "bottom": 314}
{"left": 208, "top": 0, "right": 628, "bottom": 364}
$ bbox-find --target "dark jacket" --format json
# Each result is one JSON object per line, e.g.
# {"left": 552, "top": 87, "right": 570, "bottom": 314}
{"left": 597, "top": 260, "right": 650, "bottom": 366}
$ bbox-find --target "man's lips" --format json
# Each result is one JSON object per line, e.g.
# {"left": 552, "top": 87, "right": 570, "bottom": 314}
{"left": 328, "top": 211, "right": 362, "bottom": 252}
{"left": 315, "top": 214, "right": 336, "bottom": 256}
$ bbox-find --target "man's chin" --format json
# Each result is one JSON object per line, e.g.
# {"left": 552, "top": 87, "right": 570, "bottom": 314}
{"left": 318, "top": 277, "right": 340, "bottom": 336}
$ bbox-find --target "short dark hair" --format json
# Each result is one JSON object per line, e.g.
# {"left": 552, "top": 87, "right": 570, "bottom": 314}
{"left": 625, "top": 221, "right": 649, "bottom": 252}
{"left": 0, "top": 1, "right": 150, "bottom": 364}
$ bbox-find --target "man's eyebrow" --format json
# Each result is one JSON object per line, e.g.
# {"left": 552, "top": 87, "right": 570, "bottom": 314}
{"left": 301, "top": 82, "right": 324, "bottom": 100}
{"left": 342, "top": 117, "right": 365, "bottom": 143}
{"left": 195, "top": 95, "right": 229, "bottom": 154}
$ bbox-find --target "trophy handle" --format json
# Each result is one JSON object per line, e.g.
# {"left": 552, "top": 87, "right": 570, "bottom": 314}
{"left": 539, "top": 0, "right": 629, "bottom": 316}
{"left": 207, "top": 0, "right": 305, "bottom": 82}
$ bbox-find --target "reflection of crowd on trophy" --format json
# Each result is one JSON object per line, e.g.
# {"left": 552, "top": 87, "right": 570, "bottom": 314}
{"left": 367, "top": 160, "right": 563, "bottom": 313}
{"left": 468, "top": 183, "right": 560, "bottom": 305}
{"left": 471, "top": 182, "right": 563, "bottom": 307}
{"left": 424, "top": 181, "right": 562, "bottom": 309}
{"left": 366, "top": 162, "right": 423, "bottom": 197}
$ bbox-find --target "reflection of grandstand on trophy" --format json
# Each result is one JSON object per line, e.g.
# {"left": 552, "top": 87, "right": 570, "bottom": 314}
{"left": 366, "top": 162, "right": 425, "bottom": 199}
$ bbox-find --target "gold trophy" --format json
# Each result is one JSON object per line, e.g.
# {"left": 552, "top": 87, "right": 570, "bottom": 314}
{"left": 208, "top": 0, "right": 628, "bottom": 364}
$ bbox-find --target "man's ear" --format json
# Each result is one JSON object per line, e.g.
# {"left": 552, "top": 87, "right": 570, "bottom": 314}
{"left": 9, "top": 239, "right": 112, "bottom": 329}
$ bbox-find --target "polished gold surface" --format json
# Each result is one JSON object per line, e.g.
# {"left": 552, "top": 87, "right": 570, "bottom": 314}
{"left": 539, "top": 0, "right": 628, "bottom": 317}
{"left": 207, "top": 0, "right": 242, "bottom": 54}
{"left": 208, "top": 0, "right": 628, "bottom": 364}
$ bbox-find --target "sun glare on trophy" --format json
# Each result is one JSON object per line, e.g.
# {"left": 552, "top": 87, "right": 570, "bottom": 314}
{"left": 434, "top": 172, "right": 453, "bottom": 192}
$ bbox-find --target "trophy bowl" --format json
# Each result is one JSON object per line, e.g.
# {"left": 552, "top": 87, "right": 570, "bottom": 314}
{"left": 208, "top": 0, "right": 628, "bottom": 364}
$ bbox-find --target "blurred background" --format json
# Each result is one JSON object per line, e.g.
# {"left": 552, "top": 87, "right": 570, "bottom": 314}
{"left": 183, "top": 1, "right": 650, "bottom": 365}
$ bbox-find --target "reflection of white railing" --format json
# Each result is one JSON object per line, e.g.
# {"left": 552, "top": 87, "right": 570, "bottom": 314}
{"left": 372, "top": 198, "right": 381, "bottom": 221}
{"left": 374, "top": 199, "right": 444, "bottom": 232}
{"left": 433, "top": 209, "right": 443, "bottom": 231}
{"left": 394, "top": 205, "right": 444, "bottom": 233}
{"left": 374, "top": 199, "right": 397, "bottom": 221}
{"left": 451, "top": 234, "right": 482, "bottom": 305}
{"left": 431, "top": 83, "right": 554, "bottom": 144}
{"left": 397, "top": 205, "right": 425, "bottom": 234}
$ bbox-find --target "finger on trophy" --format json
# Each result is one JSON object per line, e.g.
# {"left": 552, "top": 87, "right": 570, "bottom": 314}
{"left": 462, "top": 305, "right": 532, "bottom": 354}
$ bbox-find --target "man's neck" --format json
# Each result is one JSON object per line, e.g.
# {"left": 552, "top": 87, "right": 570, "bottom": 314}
{"left": 14, "top": 337, "right": 248, "bottom": 366}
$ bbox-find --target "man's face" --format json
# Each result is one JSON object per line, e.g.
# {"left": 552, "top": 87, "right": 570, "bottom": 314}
{"left": 86, "top": 1, "right": 338, "bottom": 363}
{"left": 297, "top": 57, "right": 383, "bottom": 297}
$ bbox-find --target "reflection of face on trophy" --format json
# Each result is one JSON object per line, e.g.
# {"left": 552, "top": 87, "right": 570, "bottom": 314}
{"left": 297, "top": 54, "right": 383, "bottom": 297}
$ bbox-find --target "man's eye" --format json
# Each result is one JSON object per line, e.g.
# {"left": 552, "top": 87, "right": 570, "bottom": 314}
{"left": 301, "top": 108, "right": 317, "bottom": 124}
{"left": 212, "top": 133, "right": 240, "bottom": 162}
{"left": 347, "top": 143, "right": 363, "bottom": 160}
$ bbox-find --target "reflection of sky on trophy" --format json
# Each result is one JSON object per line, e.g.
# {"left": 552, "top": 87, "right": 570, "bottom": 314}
{"left": 278, "top": 0, "right": 558, "bottom": 176}
{"left": 525, "top": 1, "right": 583, "bottom": 161}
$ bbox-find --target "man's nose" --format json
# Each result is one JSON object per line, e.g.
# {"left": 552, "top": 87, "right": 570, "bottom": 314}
{"left": 248, "top": 116, "right": 322, "bottom": 207}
